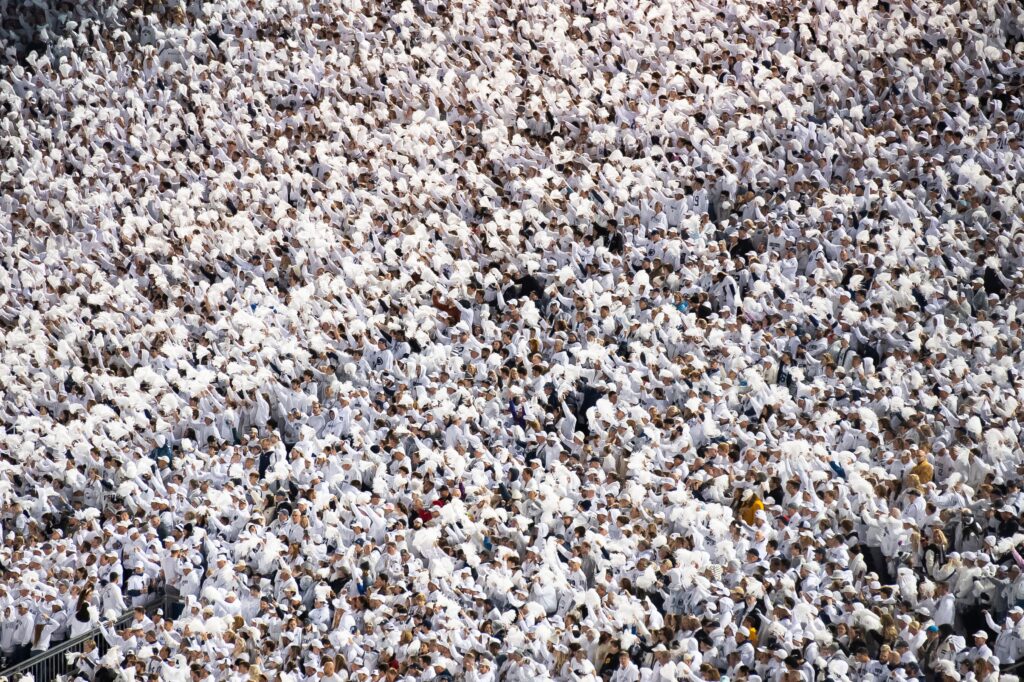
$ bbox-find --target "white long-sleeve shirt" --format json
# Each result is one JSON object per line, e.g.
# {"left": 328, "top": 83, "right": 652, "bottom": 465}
{"left": 100, "top": 582, "right": 127, "bottom": 616}
{"left": 610, "top": 661, "right": 640, "bottom": 682}
{"left": 31, "top": 612, "right": 62, "bottom": 651}
{"left": 933, "top": 593, "right": 956, "bottom": 626}
{"left": 984, "top": 612, "right": 1024, "bottom": 664}
{"left": 1, "top": 615, "right": 19, "bottom": 653}
{"left": 13, "top": 611, "right": 36, "bottom": 647}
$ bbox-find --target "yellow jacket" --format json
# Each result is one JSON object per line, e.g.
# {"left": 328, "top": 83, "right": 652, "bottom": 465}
{"left": 740, "top": 497, "right": 765, "bottom": 525}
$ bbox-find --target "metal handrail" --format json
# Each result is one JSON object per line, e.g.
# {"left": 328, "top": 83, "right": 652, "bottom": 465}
{"left": 1003, "top": 657, "right": 1024, "bottom": 674}
{"left": 0, "top": 591, "right": 179, "bottom": 682}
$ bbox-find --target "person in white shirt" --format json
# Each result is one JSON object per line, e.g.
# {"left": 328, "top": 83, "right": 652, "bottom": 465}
{"left": 466, "top": 655, "right": 497, "bottom": 682}
{"left": 29, "top": 604, "right": 65, "bottom": 655}
{"left": 0, "top": 605, "right": 19, "bottom": 663}
{"left": 125, "top": 565, "right": 150, "bottom": 608}
{"left": 984, "top": 607, "right": 1024, "bottom": 665}
{"left": 10, "top": 602, "right": 36, "bottom": 665}
{"left": 178, "top": 563, "right": 202, "bottom": 599}
{"left": 610, "top": 652, "right": 640, "bottom": 682}
{"left": 932, "top": 582, "right": 957, "bottom": 627}
{"left": 100, "top": 574, "right": 128, "bottom": 617}
{"left": 957, "top": 631, "right": 994, "bottom": 665}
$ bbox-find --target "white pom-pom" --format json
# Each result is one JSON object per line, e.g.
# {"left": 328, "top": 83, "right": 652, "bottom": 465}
{"left": 636, "top": 565, "right": 658, "bottom": 591}
{"left": 205, "top": 617, "right": 229, "bottom": 636}
{"left": 966, "top": 416, "right": 982, "bottom": 436}
{"left": 201, "top": 585, "right": 225, "bottom": 603}
{"left": 412, "top": 527, "right": 441, "bottom": 554}
{"left": 100, "top": 646, "right": 122, "bottom": 668}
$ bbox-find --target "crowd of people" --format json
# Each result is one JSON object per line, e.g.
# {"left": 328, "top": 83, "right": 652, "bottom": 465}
{"left": 2, "top": 0, "right": 1024, "bottom": 680}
